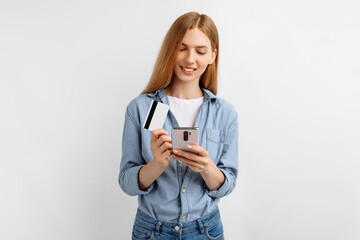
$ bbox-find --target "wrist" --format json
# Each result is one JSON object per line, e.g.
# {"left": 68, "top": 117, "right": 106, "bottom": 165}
{"left": 153, "top": 158, "right": 170, "bottom": 169}
{"left": 200, "top": 158, "right": 215, "bottom": 175}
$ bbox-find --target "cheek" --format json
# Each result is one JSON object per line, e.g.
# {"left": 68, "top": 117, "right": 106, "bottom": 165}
{"left": 197, "top": 58, "right": 211, "bottom": 70}
{"left": 200, "top": 54, "right": 213, "bottom": 64}
{"left": 175, "top": 52, "right": 184, "bottom": 63}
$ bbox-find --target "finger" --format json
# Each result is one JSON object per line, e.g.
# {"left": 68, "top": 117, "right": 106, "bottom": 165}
{"left": 161, "top": 149, "right": 172, "bottom": 158}
{"left": 187, "top": 144, "right": 208, "bottom": 157}
{"left": 161, "top": 149, "right": 172, "bottom": 159}
{"left": 172, "top": 154, "right": 203, "bottom": 171}
{"left": 151, "top": 128, "right": 168, "bottom": 143}
{"left": 183, "top": 161, "right": 204, "bottom": 172}
{"left": 174, "top": 149, "right": 210, "bottom": 168}
{"left": 171, "top": 153, "right": 186, "bottom": 164}
{"left": 174, "top": 148, "right": 202, "bottom": 161}
{"left": 159, "top": 141, "right": 172, "bottom": 153}
{"left": 158, "top": 134, "right": 172, "bottom": 143}
{"left": 155, "top": 135, "right": 172, "bottom": 148}
{"left": 172, "top": 151, "right": 199, "bottom": 165}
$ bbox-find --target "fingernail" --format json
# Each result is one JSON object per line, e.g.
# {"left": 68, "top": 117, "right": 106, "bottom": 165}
{"left": 173, "top": 150, "right": 178, "bottom": 154}
{"left": 187, "top": 145, "right": 192, "bottom": 149}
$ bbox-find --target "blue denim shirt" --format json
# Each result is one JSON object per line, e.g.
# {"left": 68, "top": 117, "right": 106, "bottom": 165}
{"left": 119, "top": 88, "right": 238, "bottom": 223}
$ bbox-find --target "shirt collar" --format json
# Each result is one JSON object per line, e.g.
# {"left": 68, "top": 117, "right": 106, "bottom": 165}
{"left": 147, "top": 88, "right": 217, "bottom": 102}
{"left": 202, "top": 88, "right": 217, "bottom": 101}
{"left": 146, "top": 89, "right": 167, "bottom": 103}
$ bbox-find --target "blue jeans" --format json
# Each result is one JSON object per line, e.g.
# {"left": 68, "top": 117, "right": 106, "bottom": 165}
{"left": 132, "top": 208, "right": 224, "bottom": 240}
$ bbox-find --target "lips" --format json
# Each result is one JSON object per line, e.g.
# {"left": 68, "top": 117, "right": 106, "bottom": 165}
{"left": 180, "top": 66, "right": 196, "bottom": 73}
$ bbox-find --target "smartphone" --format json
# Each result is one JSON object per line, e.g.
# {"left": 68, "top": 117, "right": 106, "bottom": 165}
{"left": 171, "top": 127, "right": 200, "bottom": 154}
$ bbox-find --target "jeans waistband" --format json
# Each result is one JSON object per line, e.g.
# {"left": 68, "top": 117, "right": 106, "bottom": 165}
{"left": 134, "top": 207, "right": 220, "bottom": 236}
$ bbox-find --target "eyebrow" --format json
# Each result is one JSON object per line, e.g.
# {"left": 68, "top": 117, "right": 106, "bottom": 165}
{"left": 181, "top": 43, "right": 209, "bottom": 49}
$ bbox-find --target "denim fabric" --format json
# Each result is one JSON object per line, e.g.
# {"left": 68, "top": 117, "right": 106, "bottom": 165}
{"left": 132, "top": 207, "right": 224, "bottom": 240}
{"left": 119, "top": 88, "right": 238, "bottom": 223}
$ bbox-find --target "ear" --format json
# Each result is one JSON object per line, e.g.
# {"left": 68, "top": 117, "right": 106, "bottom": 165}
{"left": 209, "top": 49, "right": 217, "bottom": 65}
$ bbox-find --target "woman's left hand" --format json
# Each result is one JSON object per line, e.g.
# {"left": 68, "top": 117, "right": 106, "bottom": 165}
{"left": 172, "top": 144, "right": 213, "bottom": 173}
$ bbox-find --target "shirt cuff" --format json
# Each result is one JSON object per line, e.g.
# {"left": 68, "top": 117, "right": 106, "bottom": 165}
{"left": 121, "top": 165, "right": 154, "bottom": 196}
{"left": 205, "top": 169, "right": 231, "bottom": 198}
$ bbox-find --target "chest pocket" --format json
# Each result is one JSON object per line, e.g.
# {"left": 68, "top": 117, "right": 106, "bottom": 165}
{"left": 206, "top": 128, "right": 225, "bottom": 164}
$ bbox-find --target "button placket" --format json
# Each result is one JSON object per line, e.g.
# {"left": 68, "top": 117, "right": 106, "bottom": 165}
{"left": 179, "top": 172, "right": 193, "bottom": 223}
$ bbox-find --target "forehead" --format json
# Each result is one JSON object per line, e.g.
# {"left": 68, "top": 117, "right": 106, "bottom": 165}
{"left": 181, "top": 28, "right": 212, "bottom": 48}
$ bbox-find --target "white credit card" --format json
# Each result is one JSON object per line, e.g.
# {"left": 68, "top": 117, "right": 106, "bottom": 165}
{"left": 143, "top": 100, "right": 170, "bottom": 131}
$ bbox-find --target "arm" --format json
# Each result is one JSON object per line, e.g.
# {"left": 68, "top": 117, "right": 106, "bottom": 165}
{"left": 138, "top": 129, "right": 172, "bottom": 190}
{"left": 172, "top": 145, "right": 225, "bottom": 190}
{"left": 119, "top": 108, "right": 172, "bottom": 195}
{"left": 172, "top": 114, "right": 239, "bottom": 196}
{"left": 119, "top": 110, "right": 147, "bottom": 196}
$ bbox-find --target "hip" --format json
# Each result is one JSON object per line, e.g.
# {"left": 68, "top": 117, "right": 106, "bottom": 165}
{"left": 132, "top": 207, "right": 224, "bottom": 240}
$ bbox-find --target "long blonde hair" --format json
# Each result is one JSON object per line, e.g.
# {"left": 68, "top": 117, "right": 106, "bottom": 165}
{"left": 141, "top": 12, "right": 219, "bottom": 95}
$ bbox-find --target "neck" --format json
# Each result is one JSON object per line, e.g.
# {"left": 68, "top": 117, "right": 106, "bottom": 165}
{"left": 165, "top": 78, "right": 203, "bottom": 99}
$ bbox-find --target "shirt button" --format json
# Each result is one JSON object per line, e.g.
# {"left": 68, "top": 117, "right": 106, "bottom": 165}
{"left": 182, "top": 188, "right": 186, "bottom": 193}
{"left": 174, "top": 225, "right": 180, "bottom": 232}
{"left": 182, "top": 215, "right": 186, "bottom": 220}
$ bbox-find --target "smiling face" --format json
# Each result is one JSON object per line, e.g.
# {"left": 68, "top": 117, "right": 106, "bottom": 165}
{"left": 172, "top": 28, "right": 217, "bottom": 84}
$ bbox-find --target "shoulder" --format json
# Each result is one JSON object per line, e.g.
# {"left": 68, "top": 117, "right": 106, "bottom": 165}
{"left": 212, "top": 97, "right": 238, "bottom": 121}
{"left": 203, "top": 88, "right": 237, "bottom": 117}
{"left": 125, "top": 93, "right": 154, "bottom": 122}
{"left": 203, "top": 88, "right": 238, "bottom": 125}
{"left": 127, "top": 93, "right": 152, "bottom": 110}
{"left": 214, "top": 97, "right": 236, "bottom": 112}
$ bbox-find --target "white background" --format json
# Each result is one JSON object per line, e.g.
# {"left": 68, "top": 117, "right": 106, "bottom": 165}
{"left": 1, "top": 0, "right": 360, "bottom": 239}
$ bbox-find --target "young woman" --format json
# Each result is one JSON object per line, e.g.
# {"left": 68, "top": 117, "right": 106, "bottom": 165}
{"left": 119, "top": 12, "right": 238, "bottom": 240}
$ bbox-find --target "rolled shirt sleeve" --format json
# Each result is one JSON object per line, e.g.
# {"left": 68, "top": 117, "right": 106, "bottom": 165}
{"left": 118, "top": 109, "right": 154, "bottom": 196}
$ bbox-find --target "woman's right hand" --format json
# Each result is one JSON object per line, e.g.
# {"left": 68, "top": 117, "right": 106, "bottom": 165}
{"left": 150, "top": 128, "right": 172, "bottom": 169}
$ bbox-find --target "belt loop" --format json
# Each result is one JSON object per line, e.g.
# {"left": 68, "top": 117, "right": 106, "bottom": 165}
{"left": 155, "top": 221, "right": 161, "bottom": 236}
{"left": 197, "top": 219, "right": 204, "bottom": 234}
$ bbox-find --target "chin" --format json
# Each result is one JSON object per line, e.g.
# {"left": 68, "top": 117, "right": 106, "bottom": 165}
{"left": 178, "top": 77, "right": 198, "bottom": 83}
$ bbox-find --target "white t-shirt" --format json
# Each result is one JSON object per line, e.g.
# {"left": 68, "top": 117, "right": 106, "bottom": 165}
{"left": 167, "top": 95, "right": 204, "bottom": 127}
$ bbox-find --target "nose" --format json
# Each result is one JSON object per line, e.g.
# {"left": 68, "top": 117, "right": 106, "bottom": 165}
{"left": 184, "top": 50, "right": 195, "bottom": 65}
